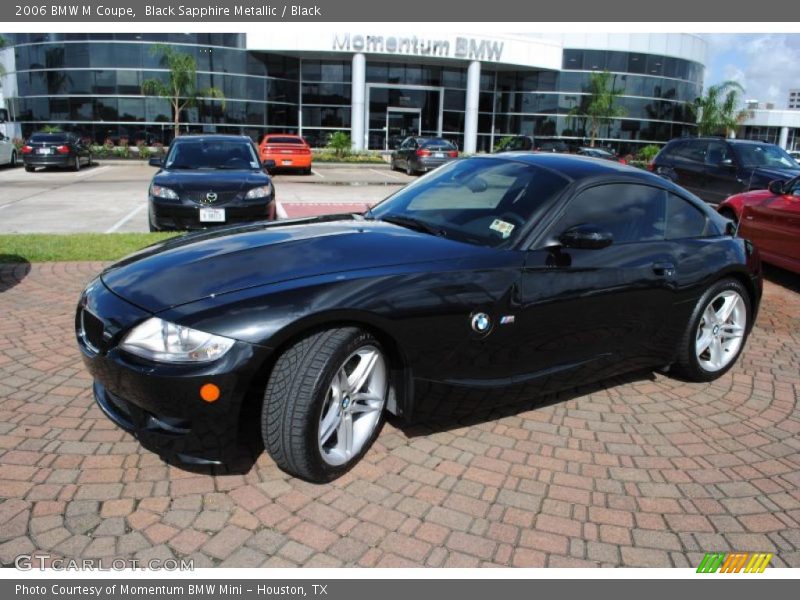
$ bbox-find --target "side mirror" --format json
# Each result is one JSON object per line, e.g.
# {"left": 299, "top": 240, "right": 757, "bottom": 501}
{"left": 768, "top": 179, "right": 785, "bottom": 195}
{"left": 559, "top": 224, "right": 614, "bottom": 250}
{"left": 262, "top": 159, "right": 276, "bottom": 172}
{"left": 721, "top": 158, "right": 735, "bottom": 168}
{"left": 148, "top": 157, "right": 163, "bottom": 168}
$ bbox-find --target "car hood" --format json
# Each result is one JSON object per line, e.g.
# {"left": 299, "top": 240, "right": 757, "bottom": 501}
{"left": 745, "top": 165, "right": 800, "bottom": 182}
{"left": 101, "top": 217, "right": 489, "bottom": 312}
{"left": 153, "top": 169, "right": 270, "bottom": 193}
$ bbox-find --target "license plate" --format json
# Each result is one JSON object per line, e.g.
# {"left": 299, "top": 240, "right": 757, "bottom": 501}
{"left": 281, "top": 159, "right": 293, "bottom": 165}
{"left": 199, "top": 208, "right": 225, "bottom": 222}
{"left": 434, "top": 152, "right": 444, "bottom": 158}
{"left": 36, "top": 148, "right": 51, "bottom": 155}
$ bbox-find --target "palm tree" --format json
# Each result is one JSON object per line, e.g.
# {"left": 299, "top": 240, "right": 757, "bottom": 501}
{"left": 571, "top": 71, "right": 627, "bottom": 147}
{"left": 693, "top": 81, "right": 749, "bottom": 138}
{"left": 141, "top": 44, "right": 225, "bottom": 139}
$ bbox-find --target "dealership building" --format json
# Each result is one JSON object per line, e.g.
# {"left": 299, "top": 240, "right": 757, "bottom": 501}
{"left": 0, "top": 32, "right": 708, "bottom": 153}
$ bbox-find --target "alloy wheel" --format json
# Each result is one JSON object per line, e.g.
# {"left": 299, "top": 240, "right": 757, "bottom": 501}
{"left": 695, "top": 290, "right": 746, "bottom": 372}
{"left": 317, "top": 345, "right": 387, "bottom": 466}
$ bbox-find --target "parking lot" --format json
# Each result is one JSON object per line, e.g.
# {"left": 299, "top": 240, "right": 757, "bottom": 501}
{"left": 1, "top": 157, "right": 799, "bottom": 569}
{"left": 0, "top": 261, "right": 798, "bottom": 567}
{"left": 0, "top": 162, "right": 412, "bottom": 233}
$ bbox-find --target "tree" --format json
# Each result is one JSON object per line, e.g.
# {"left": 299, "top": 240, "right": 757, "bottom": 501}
{"left": 141, "top": 44, "right": 225, "bottom": 139}
{"left": 571, "top": 71, "right": 627, "bottom": 147}
{"left": 693, "top": 81, "right": 749, "bottom": 138}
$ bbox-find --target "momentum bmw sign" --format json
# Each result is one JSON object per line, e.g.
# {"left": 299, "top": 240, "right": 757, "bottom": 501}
{"left": 332, "top": 33, "right": 505, "bottom": 61}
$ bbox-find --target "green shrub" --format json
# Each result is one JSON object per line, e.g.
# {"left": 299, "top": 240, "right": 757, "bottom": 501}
{"left": 137, "top": 143, "right": 152, "bottom": 160}
{"left": 40, "top": 125, "right": 62, "bottom": 133}
{"left": 90, "top": 144, "right": 107, "bottom": 158}
{"left": 326, "top": 131, "right": 352, "bottom": 158}
{"left": 493, "top": 136, "right": 516, "bottom": 153}
{"left": 313, "top": 150, "right": 384, "bottom": 164}
{"left": 112, "top": 146, "right": 130, "bottom": 159}
{"left": 637, "top": 144, "right": 661, "bottom": 163}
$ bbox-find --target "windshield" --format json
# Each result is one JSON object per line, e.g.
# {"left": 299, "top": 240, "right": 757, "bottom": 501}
{"left": 369, "top": 157, "right": 569, "bottom": 247}
{"left": 734, "top": 143, "right": 798, "bottom": 169}
{"left": 166, "top": 139, "right": 260, "bottom": 170}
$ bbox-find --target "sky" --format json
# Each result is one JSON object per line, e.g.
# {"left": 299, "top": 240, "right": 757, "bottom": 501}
{"left": 704, "top": 33, "right": 800, "bottom": 107}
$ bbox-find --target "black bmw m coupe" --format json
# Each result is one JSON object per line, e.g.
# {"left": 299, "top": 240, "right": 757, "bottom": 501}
{"left": 77, "top": 153, "right": 762, "bottom": 481}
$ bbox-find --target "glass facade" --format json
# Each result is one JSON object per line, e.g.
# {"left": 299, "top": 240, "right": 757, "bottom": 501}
{"left": 739, "top": 125, "right": 799, "bottom": 151}
{"left": 1, "top": 34, "right": 703, "bottom": 152}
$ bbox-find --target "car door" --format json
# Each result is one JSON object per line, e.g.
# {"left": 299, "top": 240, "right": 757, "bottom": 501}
{"left": 512, "top": 182, "right": 678, "bottom": 392}
{"left": 671, "top": 140, "right": 709, "bottom": 199}
{"left": 701, "top": 141, "right": 742, "bottom": 205}
{"left": 740, "top": 181, "right": 800, "bottom": 271}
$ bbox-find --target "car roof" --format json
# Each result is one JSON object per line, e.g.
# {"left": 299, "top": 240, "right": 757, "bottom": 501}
{"left": 492, "top": 152, "right": 656, "bottom": 182}
{"left": 263, "top": 134, "right": 305, "bottom": 139}
{"left": 172, "top": 134, "right": 252, "bottom": 142}
{"left": 670, "top": 137, "right": 776, "bottom": 146}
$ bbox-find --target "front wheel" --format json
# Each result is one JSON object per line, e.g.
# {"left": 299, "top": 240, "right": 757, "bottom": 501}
{"left": 672, "top": 278, "right": 751, "bottom": 382}
{"left": 261, "top": 327, "right": 388, "bottom": 482}
{"left": 9, "top": 151, "right": 17, "bottom": 168}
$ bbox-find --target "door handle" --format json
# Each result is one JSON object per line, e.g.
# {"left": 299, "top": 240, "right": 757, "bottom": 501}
{"left": 652, "top": 262, "right": 676, "bottom": 277}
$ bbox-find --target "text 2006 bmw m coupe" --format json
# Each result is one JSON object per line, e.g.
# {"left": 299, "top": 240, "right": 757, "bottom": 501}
{"left": 77, "top": 154, "right": 762, "bottom": 482}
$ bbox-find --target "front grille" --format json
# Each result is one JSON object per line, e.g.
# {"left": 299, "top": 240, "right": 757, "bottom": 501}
{"left": 182, "top": 191, "right": 240, "bottom": 205}
{"left": 79, "top": 308, "right": 104, "bottom": 352}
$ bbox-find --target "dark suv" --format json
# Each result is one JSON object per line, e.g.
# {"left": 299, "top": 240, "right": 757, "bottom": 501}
{"left": 651, "top": 137, "right": 800, "bottom": 204}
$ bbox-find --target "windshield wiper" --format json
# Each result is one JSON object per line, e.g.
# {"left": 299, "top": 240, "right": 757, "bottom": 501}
{"left": 379, "top": 214, "right": 447, "bottom": 237}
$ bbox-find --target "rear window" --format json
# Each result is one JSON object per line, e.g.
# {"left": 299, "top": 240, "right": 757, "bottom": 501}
{"left": 420, "top": 138, "right": 456, "bottom": 150}
{"left": 264, "top": 136, "right": 305, "bottom": 145}
{"left": 29, "top": 134, "right": 69, "bottom": 143}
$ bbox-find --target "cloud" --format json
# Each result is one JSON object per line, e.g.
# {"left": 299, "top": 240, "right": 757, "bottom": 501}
{"left": 706, "top": 33, "right": 800, "bottom": 107}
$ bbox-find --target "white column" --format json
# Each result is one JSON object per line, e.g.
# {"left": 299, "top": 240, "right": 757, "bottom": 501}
{"left": 351, "top": 53, "right": 366, "bottom": 151}
{"left": 464, "top": 60, "right": 481, "bottom": 154}
{"left": 779, "top": 126, "right": 789, "bottom": 150}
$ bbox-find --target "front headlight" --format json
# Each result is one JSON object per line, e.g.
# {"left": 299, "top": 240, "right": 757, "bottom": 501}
{"left": 244, "top": 184, "right": 272, "bottom": 199}
{"left": 119, "top": 317, "right": 235, "bottom": 363}
{"left": 150, "top": 184, "right": 179, "bottom": 200}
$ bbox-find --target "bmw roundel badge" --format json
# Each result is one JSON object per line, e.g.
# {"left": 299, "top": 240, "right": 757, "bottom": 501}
{"left": 471, "top": 312, "right": 491, "bottom": 333}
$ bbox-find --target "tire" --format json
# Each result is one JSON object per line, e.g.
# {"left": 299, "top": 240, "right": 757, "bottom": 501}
{"left": 87, "top": 153, "right": 93, "bottom": 167}
{"left": 405, "top": 162, "right": 415, "bottom": 176}
{"left": 24, "top": 165, "right": 35, "bottom": 172}
{"left": 719, "top": 207, "right": 738, "bottom": 224}
{"left": 390, "top": 158, "right": 397, "bottom": 171}
{"left": 9, "top": 151, "right": 17, "bottom": 168}
{"left": 672, "top": 278, "right": 751, "bottom": 382}
{"left": 303, "top": 167, "right": 312, "bottom": 175}
{"left": 73, "top": 156, "right": 81, "bottom": 172}
{"left": 261, "top": 327, "right": 389, "bottom": 482}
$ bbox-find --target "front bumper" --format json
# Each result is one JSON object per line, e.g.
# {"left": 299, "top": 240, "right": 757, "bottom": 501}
{"left": 77, "top": 280, "right": 270, "bottom": 465}
{"left": 150, "top": 197, "right": 276, "bottom": 231}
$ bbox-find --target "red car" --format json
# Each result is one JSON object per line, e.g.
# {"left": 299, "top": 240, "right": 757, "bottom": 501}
{"left": 718, "top": 178, "right": 800, "bottom": 273}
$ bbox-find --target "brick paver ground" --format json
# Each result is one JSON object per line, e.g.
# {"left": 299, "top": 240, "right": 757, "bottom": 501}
{"left": 0, "top": 261, "right": 798, "bottom": 568}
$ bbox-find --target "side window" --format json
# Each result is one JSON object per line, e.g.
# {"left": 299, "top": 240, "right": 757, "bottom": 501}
{"left": 675, "top": 140, "right": 708, "bottom": 163}
{"left": 661, "top": 141, "right": 684, "bottom": 160}
{"left": 705, "top": 141, "right": 731, "bottom": 166}
{"left": 556, "top": 184, "right": 666, "bottom": 244}
{"left": 666, "top": 193, "right": 709, "bottom": 239}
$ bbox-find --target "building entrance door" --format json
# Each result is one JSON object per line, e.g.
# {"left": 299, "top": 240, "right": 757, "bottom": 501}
{"left": 386, "top": 108, "right": 421, "bottom": 150}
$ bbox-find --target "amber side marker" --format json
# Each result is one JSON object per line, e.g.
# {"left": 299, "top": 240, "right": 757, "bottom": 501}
{"left": 200, "top": 383, "right": 221, "bottom": 403}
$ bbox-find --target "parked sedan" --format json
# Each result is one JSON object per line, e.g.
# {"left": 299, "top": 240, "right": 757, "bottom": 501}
{"left": 147, "top": 135, "right": 277, "bottom": 231}
{"left": 77, "top": 153, "right": 761, "bottom": 481}
{"left": 21, "top": 132, "right": 92, "bottom": 172}
{"left": 719, "top": 177, "right": 800, "bottom": 273}
{"left": 259, "top": 134, "right": 312, "bottom": 174}
{"left": 391, "top": 137, "right": 458, "bottom": 175}
{"left": 0, "top": 132, "right": 18, "bottom": 167}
